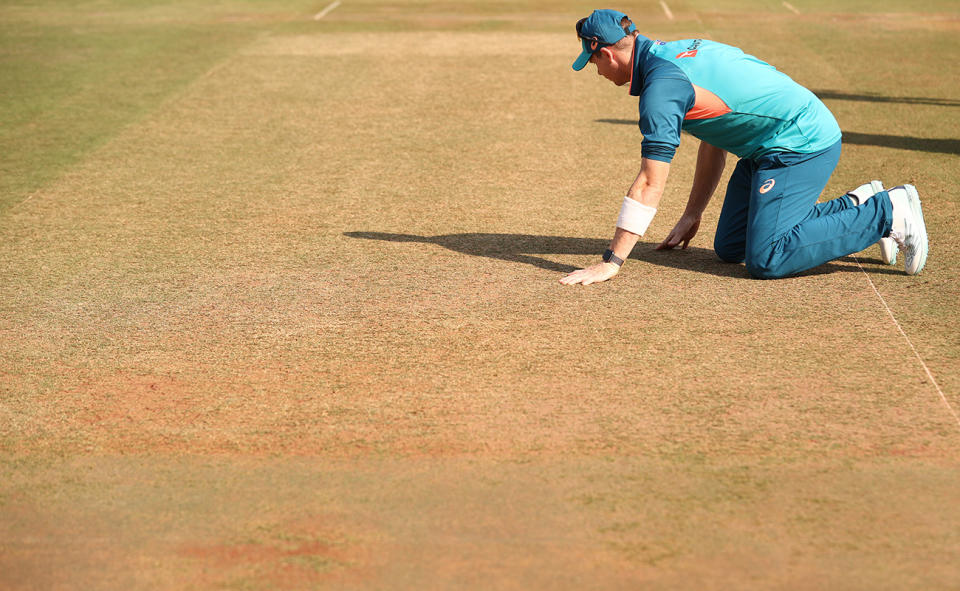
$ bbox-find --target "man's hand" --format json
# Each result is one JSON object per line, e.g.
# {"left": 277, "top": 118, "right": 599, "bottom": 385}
{"left": 560, "top": 262, "right": 620, "bottom": 286}
{"left": 656, "top": 215, "right": 701, "bottom": 250}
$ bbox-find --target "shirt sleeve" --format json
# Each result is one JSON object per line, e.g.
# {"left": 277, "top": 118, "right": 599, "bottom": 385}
{"left": 637, "top": 59, "right": 696, "bottom": 163}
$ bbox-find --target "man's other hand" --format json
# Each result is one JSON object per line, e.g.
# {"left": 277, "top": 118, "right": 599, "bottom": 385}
{"left": 656, "top": 215, "right": 701, "bottom": 250}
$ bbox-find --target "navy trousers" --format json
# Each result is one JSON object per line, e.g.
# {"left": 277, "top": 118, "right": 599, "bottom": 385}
{"left": 713, "top": 140, "right": 893, "bottom": 278}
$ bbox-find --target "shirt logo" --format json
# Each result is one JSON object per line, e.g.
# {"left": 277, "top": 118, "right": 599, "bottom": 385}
{"left": 676, "top": 39, "right": 702, "bottom": 59}
{"left": 759, "top": 179, "right": 776, "bottom": 194}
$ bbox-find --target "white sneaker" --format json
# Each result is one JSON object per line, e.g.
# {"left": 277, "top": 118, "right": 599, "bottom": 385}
{"left": 846, "top": 180, "right": 885, "bottom": 205}
{"left": 886, "top": 184, "right": 928, "bottom": 275}
{"left": 846, "top": 180, "right": 898, "bottom": 265}
{"left": 878, "top": 233, "right": 898, "bottom": 266}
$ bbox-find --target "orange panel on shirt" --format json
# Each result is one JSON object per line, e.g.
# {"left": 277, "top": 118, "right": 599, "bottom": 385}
{"left": 685, "top": 84, "right": 732, "bottom": 120}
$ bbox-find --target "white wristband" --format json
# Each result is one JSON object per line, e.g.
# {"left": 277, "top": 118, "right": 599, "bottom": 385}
{"left": 616, "top": 196, "right": 657, "bottom": 236}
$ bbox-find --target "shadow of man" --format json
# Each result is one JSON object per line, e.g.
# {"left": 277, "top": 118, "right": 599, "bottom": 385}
{"left": 344, "top": 231, "right": 896, "bottom": 278}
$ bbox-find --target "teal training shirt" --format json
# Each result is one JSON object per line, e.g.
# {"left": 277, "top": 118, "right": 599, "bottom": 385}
{"left": 628, "top": 36, "right": 842, "bottom": 162}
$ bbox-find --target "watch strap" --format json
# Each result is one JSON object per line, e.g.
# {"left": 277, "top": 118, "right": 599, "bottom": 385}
{"left": 602, "top": 249, "right": 624, "bottom": 267}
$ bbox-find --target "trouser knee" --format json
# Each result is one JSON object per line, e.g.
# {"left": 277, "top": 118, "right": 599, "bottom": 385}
{"left": 713, "top": 239, "right": 744, "bottom": 264}
{"left": 745, "top": 258, "right": 787, "bottom": 280}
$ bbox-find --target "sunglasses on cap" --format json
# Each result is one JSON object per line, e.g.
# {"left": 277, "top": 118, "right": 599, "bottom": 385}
{"left": 576, "top": 17, "right": 612, "bottom": 53}
{"left": 572, "top": 11, "right": 635, "bottom": 71}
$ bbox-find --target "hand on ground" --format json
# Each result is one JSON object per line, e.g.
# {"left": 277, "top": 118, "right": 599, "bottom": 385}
{"left": 559, "top": 262, "right": 620, "bottom": 286}
{"left": 657, "top": 215, "right": 701, "bottom": 250}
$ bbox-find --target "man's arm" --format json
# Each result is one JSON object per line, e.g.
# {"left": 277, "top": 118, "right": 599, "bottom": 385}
{"left": 657, "top": 141, "right": 726, "bottom": 250}
{"left": 559, "top": 157, "right": 670, "bottom": 286}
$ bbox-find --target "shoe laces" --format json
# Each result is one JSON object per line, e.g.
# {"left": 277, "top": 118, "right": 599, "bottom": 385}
{"left": 889, "top": 231, "right": 911, "bottom": 254}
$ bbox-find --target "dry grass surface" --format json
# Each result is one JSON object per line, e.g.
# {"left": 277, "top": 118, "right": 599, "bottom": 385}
{"left": 2, "top": 1, "right": 959, "bottom": 589}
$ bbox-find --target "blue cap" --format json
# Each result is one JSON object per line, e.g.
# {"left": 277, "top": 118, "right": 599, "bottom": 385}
{"left": 572, "top": 9, "right": 637, "bottom": 71}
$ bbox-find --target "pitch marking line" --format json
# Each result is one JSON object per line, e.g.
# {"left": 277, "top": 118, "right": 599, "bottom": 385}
{"left": 855, "top": 257, "right": 960, "bottom": 429}
{"left": 659, "top": 0, "right": 675, "bottom": 20}
{"left": 314, "top": 0, "right": 341, "bottom": 20}
{"left": 782, "top": 2, "right": 801, "bottom": 14}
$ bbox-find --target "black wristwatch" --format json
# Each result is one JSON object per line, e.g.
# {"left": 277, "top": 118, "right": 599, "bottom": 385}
{"left": 602, "top": 249, "right": 624, "bottom": 267}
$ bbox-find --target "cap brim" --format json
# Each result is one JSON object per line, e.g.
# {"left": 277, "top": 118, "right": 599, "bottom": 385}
{"left": 572, "top": 49, "right": 592, "bottom": 71}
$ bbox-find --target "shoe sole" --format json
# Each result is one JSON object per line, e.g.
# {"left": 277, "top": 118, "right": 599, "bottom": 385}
{"left": 902, "top": 184, "right": 928, "bottom": 275}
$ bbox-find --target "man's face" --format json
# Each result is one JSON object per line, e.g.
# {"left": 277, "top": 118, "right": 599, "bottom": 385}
{"left": 590, "top": 49, "right": 629, "bottom": 86}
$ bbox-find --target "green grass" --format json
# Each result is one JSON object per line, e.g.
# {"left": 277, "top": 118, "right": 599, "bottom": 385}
{"left": 0, "top": 0, "right": 320, "bottom": 211}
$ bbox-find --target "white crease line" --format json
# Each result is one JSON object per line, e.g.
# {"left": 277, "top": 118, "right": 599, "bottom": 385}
{"left": 782, "top": 1, "right": 800, "bottom": 14}
{"left": 313, "top": 0, "right": 341, "bottom": 20}
{"left": 659, "top": 0, "right": 675, "bottom": 20}
{"left": 854, "top": 257, "right": 960, "bottom": 429}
